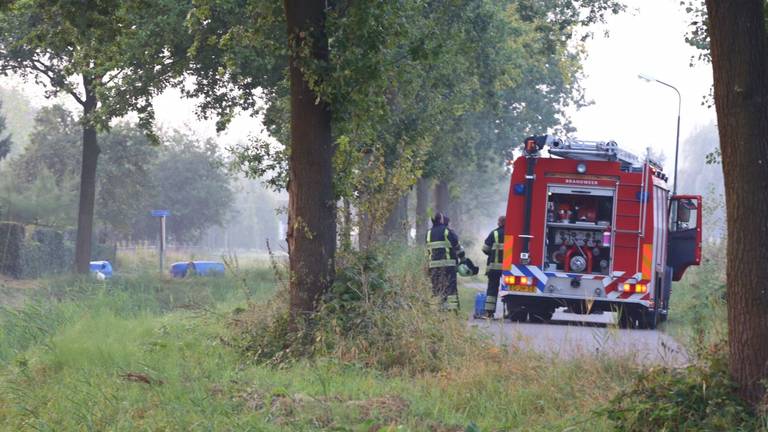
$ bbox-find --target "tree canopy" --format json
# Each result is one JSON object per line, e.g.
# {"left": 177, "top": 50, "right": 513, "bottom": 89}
{"left": 0, "top": 0, "right": 191, "bottom": 272}
{"left": 193, "top": 0, "right": 621, "bottom": 236}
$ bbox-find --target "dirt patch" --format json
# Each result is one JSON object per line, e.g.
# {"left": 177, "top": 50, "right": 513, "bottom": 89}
{"left": 119, "top": 372, "right": 164, "bottom": 386}
{"left": 0, "top": 278, "right": 38, "bottom": 308}
{"left": 347, "top": 395, "right": 410, "bottom": 423}
{"left": 0, "top": 277, "right": 42, "bottom": 290}
{"left": 235, "top": 388, "right": 414, "bottom": 429}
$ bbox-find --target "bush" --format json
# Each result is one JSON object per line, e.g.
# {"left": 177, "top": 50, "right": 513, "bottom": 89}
{"left": 603, "top": 349, "right": 762, "bottom": 431}
{"left": 20, "top": 226, "right": 73, "bottom": 278}
{"left": 0, "top": 223, "right": 118, "bottom": 278}
{"left": 230, "top": 246, "right": 483, "bottom": 374}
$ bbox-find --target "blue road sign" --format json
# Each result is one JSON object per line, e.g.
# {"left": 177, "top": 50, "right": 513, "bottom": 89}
{"left": 151, "top": 210, "right": 170, "bottom": 217}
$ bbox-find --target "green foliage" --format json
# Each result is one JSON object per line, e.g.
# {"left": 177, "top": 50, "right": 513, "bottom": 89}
{"left": 0, "top": 167, "right": 78, "bottom": 226}
{"left": 9, "top": 105, "right": 81, "bottom": 186}
{"left": 0, "top": 0, "right": 190, "bottom": 135}
{"left": 19, "top": 226, "right": 71, "bottom": 278}
{"left": 2, "top": 105, "right": 235, "bottom": 242}
{"left": 141, "top": 132, "right": 234, "bottom": 243}
{"left": 604, "top": 354, "right": 761, "bottom": 431}
{"left": 230, "top": 246, "right": 482, "bottom": 374}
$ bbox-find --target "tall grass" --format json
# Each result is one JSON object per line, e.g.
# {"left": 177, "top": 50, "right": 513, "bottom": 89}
{"left": 0, "top": 250, "right": 666, "bottom": 430}
{"left": 666, "top": 240, "right": 728, "bottom": 355}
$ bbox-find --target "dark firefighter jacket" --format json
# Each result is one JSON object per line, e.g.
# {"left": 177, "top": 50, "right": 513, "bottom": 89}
{"left": 426, "top": 224, "right": 465, "bottom": 268}
{"left": 482, "top": 227, "right": 504, "bottom": 271}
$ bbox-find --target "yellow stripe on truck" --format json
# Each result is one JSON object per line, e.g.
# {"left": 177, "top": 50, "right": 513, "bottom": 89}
{"left": 642, "top": 243, "right": 652, "bottom": 281}
{"left": 502, "top": 235, "right": 514, "bottom": 270}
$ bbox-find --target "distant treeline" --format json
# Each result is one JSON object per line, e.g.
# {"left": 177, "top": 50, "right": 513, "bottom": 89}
{"left": 0, "top": 103, "right": 250, "bottom": 245}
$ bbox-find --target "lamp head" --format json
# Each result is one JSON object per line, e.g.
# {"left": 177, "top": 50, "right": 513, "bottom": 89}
{"left": 638, "top": 73, "right": 656, "bottom": 83}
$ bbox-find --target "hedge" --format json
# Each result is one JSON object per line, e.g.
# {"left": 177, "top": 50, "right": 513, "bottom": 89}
{"left": 0, "top": 222, "right": 116, "bottom": 279}
{"left": 0, "top": 222, "right": 25, "bottom": 278}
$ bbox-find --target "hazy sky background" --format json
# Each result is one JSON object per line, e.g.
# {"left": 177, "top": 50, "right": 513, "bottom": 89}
{"left": 568, "top": 0, "right": 715, "bottom": 166}
{"left": 2, "top": 0, "right": 715, "bottom": 173}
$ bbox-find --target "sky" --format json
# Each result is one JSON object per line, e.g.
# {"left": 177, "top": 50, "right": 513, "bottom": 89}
{"left": 1, "top": 0, "right": 715, "bottom": 170}
{"left": 567, "top": 0, "right": 715, "bottom": 167}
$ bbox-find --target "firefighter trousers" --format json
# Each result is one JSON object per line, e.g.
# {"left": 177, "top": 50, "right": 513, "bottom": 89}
{"left": 484, "top": 270, "right": 502, "bottom": 316}
{"left": 429, "top": 266, "right": 459, "bottom": 311}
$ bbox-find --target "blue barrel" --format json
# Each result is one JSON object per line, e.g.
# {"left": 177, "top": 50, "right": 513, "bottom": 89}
{"left": 89, "top": 261, "right": 113, "bottom": 278}
{"left": 170, "top": 261, "right": 225, "bottom": 278}
{"left": 474, "top": 292, "right": 487, "bottom": 318}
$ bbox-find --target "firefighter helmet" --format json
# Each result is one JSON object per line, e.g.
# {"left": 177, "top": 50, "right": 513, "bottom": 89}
{"left": 458, "top": 258, "right": 480, "bottom": 277}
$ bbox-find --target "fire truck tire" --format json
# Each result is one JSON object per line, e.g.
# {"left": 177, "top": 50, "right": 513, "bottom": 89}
{"left": 638, "top": 308, "right": 659, "bottom": 330}
{"left": 658, "top": 310, "right": 669, "bottom": 323}
{"left": 616, "top": 309, "right": 635, "bottom": 329}
{"left": 570, "top": 301, "right": 592, "bottom": 315}
{"left": 508, "top": 310, "right": 528, "bottom": 322}
{"left": 529, "top": 308, "right": 553, "bottom": 323}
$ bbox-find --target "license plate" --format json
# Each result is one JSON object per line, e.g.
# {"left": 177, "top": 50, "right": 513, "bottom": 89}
{"left": 511, "top": 285, "right": 536, "bottom": 293}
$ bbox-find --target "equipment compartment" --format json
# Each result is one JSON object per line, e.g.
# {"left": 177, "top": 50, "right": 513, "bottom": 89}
{"left": 544, "top": 186, "right": 614, "bottom": 274}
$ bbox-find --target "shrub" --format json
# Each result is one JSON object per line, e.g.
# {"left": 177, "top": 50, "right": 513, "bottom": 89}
{"left": 230, "top": 245, "right": 483, "bottom": 374}
{"left": 20, "top": 226, "right": 73, "bottom": 278}
{"left": 603, "top": 348, "right": 761, "bottom": 431}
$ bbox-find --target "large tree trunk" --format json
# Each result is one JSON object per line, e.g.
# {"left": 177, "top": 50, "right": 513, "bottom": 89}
{"left": 74, "top": 76, "right": 100, "bottom": 274}
{"left": 382, "top": 193, "right": 408, "bottom": 244}
{"left": 706, "top": 0, "right": 768, "bottom": 405}
{"left": 435, "top": 179, "right": 450, "bottom": 214}
{"left": 285, "top": 0, "right": 336, "bottom": 322}
{"left": 415, "top": 177, "right": 431, "bottom": 241}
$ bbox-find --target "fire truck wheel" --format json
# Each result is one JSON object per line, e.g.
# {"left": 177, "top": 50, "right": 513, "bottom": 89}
{"left": 529, "top": 308, "right": 553, "bottom": 323}
{"left": 617, "top": 310, "right": 635, "bottom": 329}
{"left": 638, "top": 308, "right": 659, "bottom": 330}
{"left": 508, "top": 310, "right": 528, "bottom": 322}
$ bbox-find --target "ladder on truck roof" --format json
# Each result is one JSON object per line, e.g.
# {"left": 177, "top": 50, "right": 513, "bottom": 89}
{"left": 546, "top": 137, "right": 649, "bottom": 170}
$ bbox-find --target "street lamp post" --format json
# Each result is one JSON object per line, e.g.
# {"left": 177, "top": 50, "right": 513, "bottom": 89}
{"left": 638, "top": 73, "right": 681, "bottom": 195}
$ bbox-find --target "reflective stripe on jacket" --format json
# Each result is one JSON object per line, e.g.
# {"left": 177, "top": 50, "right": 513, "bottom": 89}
{"left": 426, "top": 225, "right": 464, "bottom": 268}
{"left": 483, "top": 227, "right": 504, "bottom": 271}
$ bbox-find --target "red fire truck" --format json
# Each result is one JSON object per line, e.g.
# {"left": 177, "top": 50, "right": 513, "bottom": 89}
{"left": 500, "top": 135, "right": 702, "bottom": 329}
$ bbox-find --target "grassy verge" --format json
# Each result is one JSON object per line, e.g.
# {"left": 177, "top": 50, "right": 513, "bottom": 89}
{"left": 0, "top": 258, "right": 653, "bottom": 431}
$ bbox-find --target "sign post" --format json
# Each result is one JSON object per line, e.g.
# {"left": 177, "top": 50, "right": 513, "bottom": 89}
{"left": 151, "top": 210, "right": 170, "bottom": 274}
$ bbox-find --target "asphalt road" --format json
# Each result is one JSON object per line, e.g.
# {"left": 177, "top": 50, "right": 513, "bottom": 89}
{"left": 464, "top": 282, "right": 689, "bottom": 366}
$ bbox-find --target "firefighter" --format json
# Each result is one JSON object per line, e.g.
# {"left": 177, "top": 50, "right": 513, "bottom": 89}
{"left": 481, "top": 216, "right": 505, "bottom": 318}
{"left": 426, "top": 212, "right": 465, "bottom": 311}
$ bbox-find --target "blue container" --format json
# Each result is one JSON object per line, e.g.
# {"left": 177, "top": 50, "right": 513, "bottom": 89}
{"left": 89, "top": 260, "right": 113, "bottom": 279}
{"left": 170, "top": 261, "right": 225, "bottom": 278}
{"left": 474, "top": 292, "right": 487, "bottom": 318}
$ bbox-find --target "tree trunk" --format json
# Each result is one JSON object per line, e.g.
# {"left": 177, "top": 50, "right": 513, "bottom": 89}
{"left": 435, "top": 179, "right": 450, "bottom": 214}
{"left": 706, "top": 0, "right": 768, "bottom": 405}
{"left": 285, "top": 0, "right": 336, "bottom": 322}
{"left": 382, "top": 193, "right": 408, "bottom": 244}
{"left": 74, "top": 76, "right": 100, "bottom": 274}
{"left": 416, "top": 177, "right": 431, "bottom": 242}
{"left": 357, "top": 210, "right": 372, "bottom": 251}
{"left": 340, "top": 198, "right": 352, "bottom": 252}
